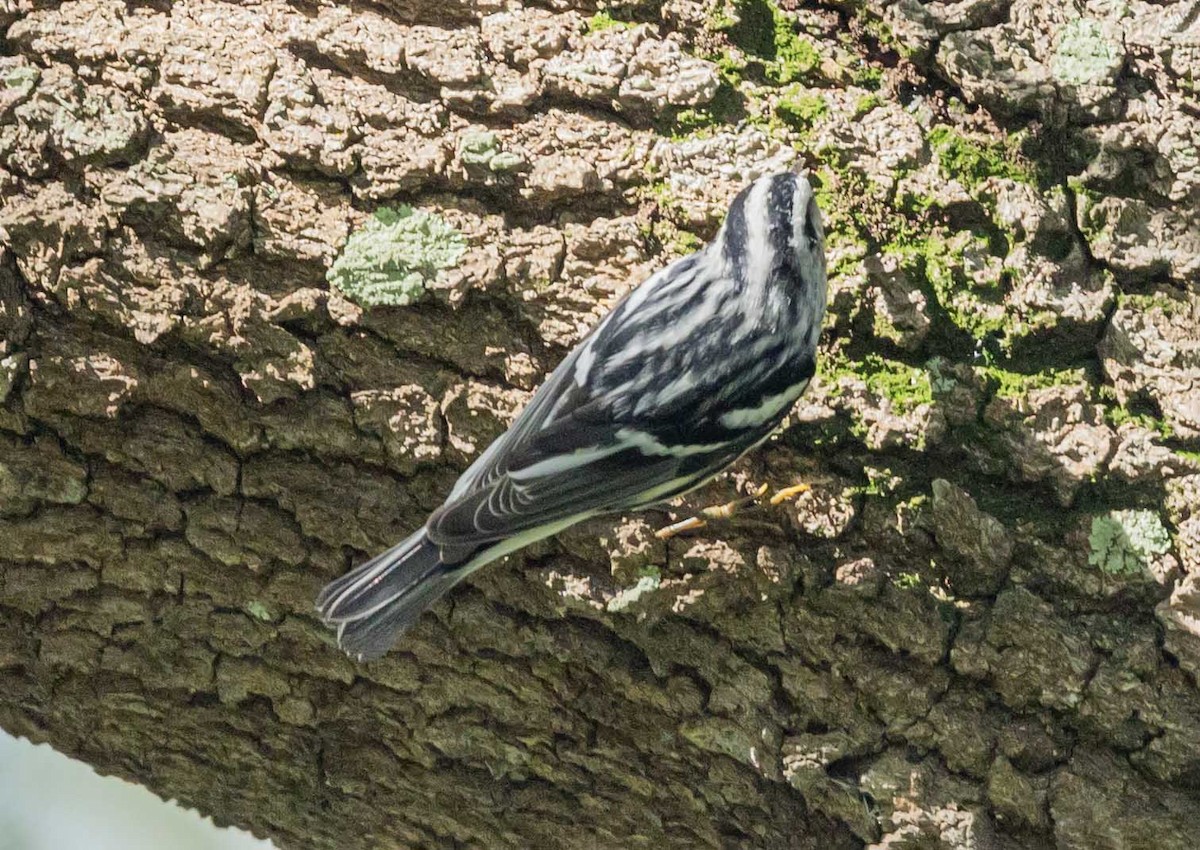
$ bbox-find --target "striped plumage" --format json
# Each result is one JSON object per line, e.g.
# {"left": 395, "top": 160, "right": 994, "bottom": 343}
{"left": 317, "top": 171, "right": 828, "bottom": 659}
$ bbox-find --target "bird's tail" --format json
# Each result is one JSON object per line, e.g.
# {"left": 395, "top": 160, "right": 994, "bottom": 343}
{"left": 315, "top": 530, "right": 463, "bottom": 660}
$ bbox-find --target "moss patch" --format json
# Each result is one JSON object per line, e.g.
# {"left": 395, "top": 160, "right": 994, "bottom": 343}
{"left": 776, "top": 89, "right": 827, "bottom": 131}
{"left": 326, "top": 206, "right": 466, "bottom": 308}
{"left": 585, "top": 11, "right": 634, "bottom": 33}
{"left": 719, "top": 0, "right": 822, "bottom": 84}
{"left": 864, "top": 356, "right": 933, "bottom": 413}
{"left": 984, "top": 366, "right": 1086, "bottom": 400}
{"left": 928, "top": 126, "right": 1032, "bottom": 189}
{"left": 826, "top": 353, "right": 934, "bottom": 414}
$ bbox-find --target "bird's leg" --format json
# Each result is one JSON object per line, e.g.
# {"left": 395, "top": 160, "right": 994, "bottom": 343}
{"left": 655, "top": 482, "right": 810, "bottom": 539}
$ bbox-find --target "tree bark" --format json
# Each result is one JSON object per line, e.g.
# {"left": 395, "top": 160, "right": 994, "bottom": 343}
{"left": 2, "top": 1, "right": 1199, "bottom": 848}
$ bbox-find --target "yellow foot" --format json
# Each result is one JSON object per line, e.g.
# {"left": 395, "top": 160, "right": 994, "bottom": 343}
{"left": 656, "top": 482, "right": 809, "bottom": 540}
{"left": 768, "top": 482, "right": 811, "bottom": 505}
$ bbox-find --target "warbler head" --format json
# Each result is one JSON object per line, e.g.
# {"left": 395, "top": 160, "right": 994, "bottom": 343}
{"left": 719, "top": 171, "right": 827, "bottom": 303}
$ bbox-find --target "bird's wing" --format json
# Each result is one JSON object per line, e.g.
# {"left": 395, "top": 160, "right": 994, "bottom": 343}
{"left": 427, "top": 246, "right": 815, "bottom": 551}
{"left": 440, "top": 258, "right": 684, "bottom": 503}
{"left": 427, "top": 399, "right": 754, "bottom": 548}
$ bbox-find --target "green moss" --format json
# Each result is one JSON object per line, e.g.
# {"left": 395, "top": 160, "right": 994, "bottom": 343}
{"left": 585, "top": 11, "right": 634, "bottom": 32}
{"left": 853, "top": 93, "right": 883, "bottom": 117}
{"left": 672, "top": 230, "right": 704, "bottom": 253}
{"left": 839, "top": 353, "right": 933, "bottom": 413}
{"left": 326, "top": 206, "right": 466, "bottom": 308}
{"left": 852, "top": 64, "right": 884, "bottom": 90}
{"left": 928, "top": 126, "right": 1033, "bottom": 189}
{"left": 1104, "top": 403, "right": 1173, "bottom": 439}
{"left": 920, "top": 232, "right": 1011, "bottom": 340}
{"left": 985, "top": 366, "right": 1086, "bottom": 400}
{"left": 770, "top": 10, "right": 822, "bottom": 84}
{"left": 862, "top": 465, "right": 900, "bottom": 496}
{"left": 1088, "top": 510, "right": 1171, "bottom": 576}
{"left": 719, "top": 0, "right": 822, "bottom": 84}
{"left": 664, "top": 78, "right": 744, "bottom": 137}
{"left": 776, "top": 89, "right": 827, "bottom": 130}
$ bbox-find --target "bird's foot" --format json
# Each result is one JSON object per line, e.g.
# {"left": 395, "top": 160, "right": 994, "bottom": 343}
{"left": 655, "top": 482, "right": 810, "bottom": 539}
{"left": 768, "top": 482, "right": 811, "bottom": 505}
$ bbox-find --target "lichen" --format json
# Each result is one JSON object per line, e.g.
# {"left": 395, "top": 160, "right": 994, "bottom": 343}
{"left": 4, "top": 65, "right": 39, "bottom": 95}
{"left": 606, "top": 575, "right": 661, "bottom": 612}
{"left": 246, "top": 601, "right": 273, "bottom": 621}
{"left": 460, "top": 131, "right": 525, "bottom": 173}
{"left": 1087, "top": 510, "right": 1171, "bottom": 576}
{"left": 1051, "top": 18, "right": 1121, "bottom": 86}
{"left": 326, "top": 206, "right": 466, "bottom": 308}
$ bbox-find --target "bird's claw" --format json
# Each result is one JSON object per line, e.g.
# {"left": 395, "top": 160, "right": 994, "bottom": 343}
{"left": 655, "top": 481, "right": 808, "bottom": 539}
{"left": 768, "top": 482, "right": 811, "bottom": 505}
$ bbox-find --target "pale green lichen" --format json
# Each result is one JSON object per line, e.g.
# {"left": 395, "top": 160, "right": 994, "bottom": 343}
{"left": 4, "top": 65, "right": 39, "bottom": 94}
{"left": 326, "top": 206, "right": 466, "bottom": 308}
{"left": 1051, "top": 18, "right": 1121, "bottom": 86}
{"left": 50, "top": 93, "right": 148, "bottom": 164}
{"left": 606, "top": 575, "right": 661, "bottom": 612}
{"left": 246, "top": 601, "right": 273, "bottom": 621}
{"left": 925, "top": 357, "right": 958, "bottom": 395}
{"left": 1088, "top": 510, "right": 1171, "bottom": 576}
{"left": 460, "top": 131, "right": 525, "bottom": 173}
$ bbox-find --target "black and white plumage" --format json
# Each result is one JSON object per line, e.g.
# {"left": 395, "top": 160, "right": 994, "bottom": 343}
{"left": 317, "top": 171, "right": 828, "bottom": 660}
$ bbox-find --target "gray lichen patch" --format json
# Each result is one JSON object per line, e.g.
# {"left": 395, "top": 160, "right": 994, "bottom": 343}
{"left": 1088, "top": 509, "right": 1172, "bottom": 576}
{"left": 458, "top": 130, "right": 526, "bottom": 174}
{"left": 326, "top": 206, "right": 467, "bottom": 308}
{"left": 1051, "top": 18, "right": 1123, "bottom": 86}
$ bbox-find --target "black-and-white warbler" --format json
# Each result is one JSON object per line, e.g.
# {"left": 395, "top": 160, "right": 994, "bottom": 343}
{"left": 317, "top": 171, "right": 828, "bottom": 659}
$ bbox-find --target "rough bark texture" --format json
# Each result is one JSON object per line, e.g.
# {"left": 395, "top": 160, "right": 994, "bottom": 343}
{"left": 2, "top": 1, "right": 1200, "bottom": 848}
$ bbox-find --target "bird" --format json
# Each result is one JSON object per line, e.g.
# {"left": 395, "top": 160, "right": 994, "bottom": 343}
{"left": 316, "top": 170, "right": 828, "bottom": 660}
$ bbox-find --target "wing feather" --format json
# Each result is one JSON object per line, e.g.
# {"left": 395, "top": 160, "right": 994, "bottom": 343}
{"left": 427, "top": 242, "right": 815, "bottom": 551}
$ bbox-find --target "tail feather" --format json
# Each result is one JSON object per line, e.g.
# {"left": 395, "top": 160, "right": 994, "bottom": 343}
{"left": 316, "top": 530, "right": 463, "bottom": 660}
